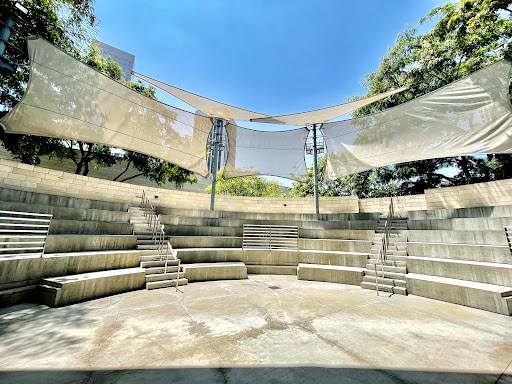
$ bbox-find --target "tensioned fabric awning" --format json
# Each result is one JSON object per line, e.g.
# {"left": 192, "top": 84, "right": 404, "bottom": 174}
{"left": 0, "top": 36, "right": 212, "bottom": 177}
{"left": 249, "top": 87, "right": 408, "bottom": 126}
{"left": 133, "top": 71, "right": 269, "bottom": 122}
{"left": 322, "top": 60, "right": 512, "bottom": 180}
{"left": 133, "top": 72, "right": 407, "bottom": 125}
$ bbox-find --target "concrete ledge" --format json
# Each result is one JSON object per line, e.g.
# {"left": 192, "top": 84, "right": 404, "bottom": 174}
{"left": 407, "top": 230, "right": 508, "bottom": 246}
{"left": 156, "top": 206, "right": 379, "bottom": 221}
{"left": 408, "top": 217, "right": 511, "bottom": 231}
{"left": 407, "top": 205, "right": 512, "bottom": 220}
{"left": 246, "top": 265, "right": 298, "bottom": 275}
{"left": 181, "top": 262, "right": 247, "bottom": 282}
{"left": 297, "top": 264, "right": 365, "bottom": 285}
{"left": 40, "top": 267, "right": 146, "bottom": 307}
{"left": 0, "top": 285, "right": 37, "bottom": 307}
{"left": 0, "top": 250, "right": 141, "bottom": 289}
{"left": 175, "top": 248, "right": 368, "bottom": 268}
{"left": 299, "top": 238, "right": 372, "bottom": 253}
{"left": 45, "top": 235, "right": 137, "bottom": 253}
{"left": 0, "top": 200, "right": 130, "bottom": 222}
{"left": 169, "top": 236, "right": 242, "bottom": 248}
{"left": 0, "top": 186, "right": 129, "bottom": 211}
{"left": 49, "top": 220, "right": 133, "bottom": 235}
{"left": 406, "top": 273, "right": 512, "bottom": 315}
{"left": 407, "top": 242, "right": 511, "bottom": 264}
{"left": 407, "top": 256, "right": 512, "bottom": 286}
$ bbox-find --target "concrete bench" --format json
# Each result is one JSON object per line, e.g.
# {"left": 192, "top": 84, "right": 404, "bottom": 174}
{"left": 407, "top": 256, "right": 512, "bottom": 286}
{"left": 181, "top": 262, "right": 247, "bottom": 282}
{"left": 40, "top": 267, "right": 145, "bottom": 307}
{"left": 246, "top": 265, "right": 298, "bottom": 275}
{"left": 45, "top": 235, "right": 136, "bottom": 253}
{"left": 407, "top": 242, "right": 511, "bottom": 264}
{"left": 406, "top": 273, "right": 512, "bottom": 315}
{"left": 297, "top": 263, "right": 365, "bottom": 286}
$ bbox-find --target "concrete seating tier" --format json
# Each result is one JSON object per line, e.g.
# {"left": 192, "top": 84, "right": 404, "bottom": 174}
{"left": 246, "top": 265, "right": 298, "bottom": 274}
{"left": 0, "top": 200, "right": 130, "bottom": 222}
{"left": 165, "top": 225, "right": 375, "bottom": 240}
{"left": 0, "top": 250, "right": 141, "bottom": 291}
{"left": 160, "top": 216, "right": 377, "bottom": 231}
{"left": 407, "top": 242, "right": 511, "bottom": 263}
{"left": 408, "top": 217, "right": 512, "bottom": 231}
{"left": 48, "top": 220, "right": 133, "bottom": 235}
{"left": 155, "top": 206, "right": 379, "bottom": 222}
{"left": 406, "top": 273, "right": 512, "bottom": 315}
{"left": 407, "top": 230, "right": 508, "bottom": 246}
{"left": 0, "top": 186, "right": 128, "bottom": 212}
{"left": 44, "top": 235, "right": 137, "bottom": 254}
{"left": 39, "top": 267, "right": 146, "bottom": 307}
{"left": 407, "top": 256, "right": 512, "bottom": 286}
{"left": 173, "top": 248, "right": 369, "bottom": 268}
{"left": 297, "top": 264, "right": 365, "bottom": 285}
{"left": 182, "top": 262, "right": 247, "bottom": 282}
{"left": 407, "top": 205, "right": 512, "bottom": 220}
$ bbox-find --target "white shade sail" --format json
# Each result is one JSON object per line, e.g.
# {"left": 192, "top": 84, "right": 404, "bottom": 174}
{"left": 0, "top": 36, "right": 212, "bottom": 176}
{"left": 322, "top": 60, "right": 512, "bottom": 180}
{"left": 133, "top": 71, "right": 270, "bottom": 122}
{"left": 223, "top": 124, "right": 309, "bottom": 181}
{"left": 250, "top": 87, "right": 408, "bottom": 126}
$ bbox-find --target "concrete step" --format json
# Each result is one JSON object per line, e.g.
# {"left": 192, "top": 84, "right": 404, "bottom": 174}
{"left": 368, "top": 259, "right": 407, "bottom": 268}
{"left": 146, "top": 278, "right": 188, "bottom": 290}
{"left": 141, "top": 255, "right": 177, "bottom": 262}
{"left": 362, "top": 275, "right": 406, "bottom": 287}
{"left": 137, "top": 244, "right": 162, "bottom": 250}
{"left": 369, "top": 250, "right": 407, "bottom": 256}
{"left": 361, "top": 281, "right": 407, "bottom": 295}
{"left": 363, "top": 269, "right": 406, "bottom": 281}
{"left": 145, "top": 271, "right": 186, "bottom": 282}
{"left": 385, "top": 255, "right": 408, "bottom": 262}
{"left": 365, "top": 264, "right": 406, "bottom": 274}
{"left": 141, "top": 260, "right": 180, "bottom": 268}
{"left": 145, "top": 266, "right": 180, "bottom": 274}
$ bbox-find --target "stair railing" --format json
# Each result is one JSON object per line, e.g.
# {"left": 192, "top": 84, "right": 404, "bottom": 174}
{"left": 374, "top": 198, "right": 394, "bottom": 296}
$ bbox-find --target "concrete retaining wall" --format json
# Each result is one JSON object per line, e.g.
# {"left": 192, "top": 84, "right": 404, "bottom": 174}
{"left": 407, "top": 242, "right": 512, "bottom": 264}
{"left": 297, "top": 264, "right": 365, "bottom": 285}
{"left": 407, "top": 230, "right": 509, "bottom": 246}
{"left": 182, "top": 262, "right": 247, "bottom": 282}
{"left": 1, "top": 159, "right": 511, "bottom": 214}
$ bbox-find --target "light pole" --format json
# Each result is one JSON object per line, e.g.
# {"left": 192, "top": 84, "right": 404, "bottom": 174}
{"left": 306, "top": 124, "right": 324, "bottom": 215}
{"left": 209, "top": 118, "right": 224, "bottom": 211}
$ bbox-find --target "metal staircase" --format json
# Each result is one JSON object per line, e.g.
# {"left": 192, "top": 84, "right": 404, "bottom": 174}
{"left": 0, "top": 209, "right": 52, "bottom": 258}
{"left": 130, "top": 191, "right": 187, "bottom": 290}
{"left": 361, "top": 200, "right": 408, "bottom": 295}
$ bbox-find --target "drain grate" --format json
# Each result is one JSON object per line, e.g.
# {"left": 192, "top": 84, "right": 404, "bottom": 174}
{"left": 268, "top": 286, "right": 281, "bottom": 290}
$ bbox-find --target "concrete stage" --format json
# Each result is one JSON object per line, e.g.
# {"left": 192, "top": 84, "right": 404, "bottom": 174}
{"left": 0, "top": 275, "right": 511, "bottom": 383}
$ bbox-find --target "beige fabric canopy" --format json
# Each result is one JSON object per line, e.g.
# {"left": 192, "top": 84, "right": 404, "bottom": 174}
{"left": 322, "top": 60, "right": 512, "bottom": 180}
{"left": 223, "top": 124, "right": 309, "bottom": 181}
{"left": 250, "top": 87, "right": 408, "bottom": 126}
{"left": 0, "top": 36, "right": 212, "bottom": 176}
{"left": 133, "top": 71, "right": 269, "bottom": 121}
{"left": 133, "top": 72, "right": 407, "bottom": 125}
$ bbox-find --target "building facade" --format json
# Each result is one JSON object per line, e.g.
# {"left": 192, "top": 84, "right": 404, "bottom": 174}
{"left": 95, "top": 40, "right": 135, "bottom": 82}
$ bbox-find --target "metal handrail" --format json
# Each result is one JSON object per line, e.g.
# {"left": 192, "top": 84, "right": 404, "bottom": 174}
{"left": 374, "top": 198, "right": 394, "bottom": 296}
{"left": 140, "top": 190, "right": 180, "bottom": 291}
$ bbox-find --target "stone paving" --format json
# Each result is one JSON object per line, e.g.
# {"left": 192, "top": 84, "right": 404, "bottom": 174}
{"left": 0, "top": 275, "right": 511, "bottom": 383}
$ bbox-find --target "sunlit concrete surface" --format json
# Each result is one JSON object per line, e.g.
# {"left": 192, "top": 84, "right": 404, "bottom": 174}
{"left": 0, "top": 275, "right": 511, "bottom": 384}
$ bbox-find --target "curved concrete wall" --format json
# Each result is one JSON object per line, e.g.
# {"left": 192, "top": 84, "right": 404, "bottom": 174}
{"left": 1, "top": 158, "right": 512, "bottom": 214}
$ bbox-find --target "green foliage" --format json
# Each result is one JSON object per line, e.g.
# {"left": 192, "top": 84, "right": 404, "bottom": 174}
{"left": 345, "top": 0, "right": 512, "bottom": 196}
{"left": 290, "top": 157, "right": 397, "bottom": 198}
{"left": 0, "top": 1, "right": 196, "bottom": 187}
{"left": 206, "top": 168, "right": 285, "bottom": 197}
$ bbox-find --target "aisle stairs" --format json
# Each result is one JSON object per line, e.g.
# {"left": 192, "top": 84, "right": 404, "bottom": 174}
{"left": 361, "top": 208, "right": 408, "bottom": 295}
{"left": 130, "top": 200, "right": 187, "bottom": 290}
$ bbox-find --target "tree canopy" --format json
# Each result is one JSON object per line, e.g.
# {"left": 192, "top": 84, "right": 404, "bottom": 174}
{"left": 0, "top": 0, "right": 197, "bottom": 188}
{"left": 292, "top": 0, "right": 512, "bottom": 198}
{"left": 206, "top": 168, "right": 285, "bottom": 197}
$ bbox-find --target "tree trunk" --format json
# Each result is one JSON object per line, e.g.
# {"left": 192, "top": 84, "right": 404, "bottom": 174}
{"left": 120, "top": 173, "right": 144, "bottom": 183}
{"left": 458, "top": 156, "right": 472, "bottom": 182}
{"left": 113, "top": 159, "right": 132, "bottom": 181}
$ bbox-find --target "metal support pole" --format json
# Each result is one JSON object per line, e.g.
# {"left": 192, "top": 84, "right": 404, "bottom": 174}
{"left": 0, "top": 15, "right": 14, "bottom": 57}
{"left": 210, "top": 118, "right": 223, "bottom": 211}
{"left": 312, "top": 124, "right": 320, "bottom": 215}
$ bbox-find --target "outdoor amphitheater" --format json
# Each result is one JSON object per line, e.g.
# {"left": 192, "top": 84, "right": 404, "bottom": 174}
{"left": 0, "top": 158, "right": 511, "bottom": 383}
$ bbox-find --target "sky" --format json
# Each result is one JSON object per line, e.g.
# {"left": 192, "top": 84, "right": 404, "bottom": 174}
{"left": 94, "top": 0, "right": 443, "bottom": 184}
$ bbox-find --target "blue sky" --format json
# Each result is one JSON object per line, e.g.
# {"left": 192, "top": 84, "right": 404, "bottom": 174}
{"left": 94, "top": 0, "right": 443, "bottom": 184}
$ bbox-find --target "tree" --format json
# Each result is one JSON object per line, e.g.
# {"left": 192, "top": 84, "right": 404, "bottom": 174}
{"left": 290, "top": 157, "right": 397, "bottom": 198}
{"left": 206, "top": 168, "right": 285, "bottom": 197}
{"left": 0, "top": 2, "right": 198, "bottom": 187}
{"left": 345, "top": 0, "right": 512, "bottom": 195}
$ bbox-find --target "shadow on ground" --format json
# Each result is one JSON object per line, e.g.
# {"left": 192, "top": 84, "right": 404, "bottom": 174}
{"left": 0, "top": 367, "right": 510, "bottom": 384}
